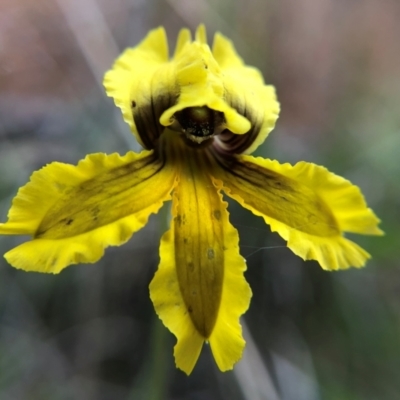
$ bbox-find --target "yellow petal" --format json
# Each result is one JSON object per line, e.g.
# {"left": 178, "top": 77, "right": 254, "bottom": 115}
{"left": 0, "top": 151, "right": 177, "bottom": 273}
{"left": 160, "top": 40, "right": 251, "bottom": 135}
{"left": 208, "top": 178, "right": 253, "bottom": 371}
{"left": 216, "top": 155, "right": 383, "bottom": 270}
{"left": 173, "top": 28, "right": 192, "bottom": 58}
{"left": 103, "top": 27, "right": 175, "bottom": 148}
{"left": 212, "top": 32, "right": 244, "bottom": 69}
{"left": 149, "top": 224, "right": 205, "bottom": 375}
{"left": 212, "top": 32, "right": 280, "bottom": 154}
{"left": 150, "top": 142, "right": 251, "bottom": 374}
{"left": 195, "top": 24, "right": 207, "bottom": 44}
{"left": 104, "top": 26, "right": 279, "bottom": 153}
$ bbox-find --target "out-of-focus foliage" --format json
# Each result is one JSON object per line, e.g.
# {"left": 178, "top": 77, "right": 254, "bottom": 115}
{"left": 0, "top": 0, "right": 399, "bottom": 399}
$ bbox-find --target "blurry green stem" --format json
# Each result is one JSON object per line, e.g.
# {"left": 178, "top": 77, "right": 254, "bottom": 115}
{"left": 147, "top": 203, "right": 171, "bottom": 399}
{"left": 147, "top": 314, "right": 169, "bottom": 400}
{"left": 128, "top": 203, "right": 171, "bottom": 400}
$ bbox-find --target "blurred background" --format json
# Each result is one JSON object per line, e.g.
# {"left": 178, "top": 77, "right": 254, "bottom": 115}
{"left": 0, "top": 0, "right": 399, "bottom": 399}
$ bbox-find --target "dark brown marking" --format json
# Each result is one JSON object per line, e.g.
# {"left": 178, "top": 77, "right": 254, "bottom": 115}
{"left": 175, "top": 215, "right": 182, "bottom": 226}
{"left": 213, "top": 210, "right": 221, "bottom": 220}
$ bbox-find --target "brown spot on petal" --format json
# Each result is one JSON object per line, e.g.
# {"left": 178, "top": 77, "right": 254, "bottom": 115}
{"left": 213, "top": 210, "right": 221, "bottom": 220}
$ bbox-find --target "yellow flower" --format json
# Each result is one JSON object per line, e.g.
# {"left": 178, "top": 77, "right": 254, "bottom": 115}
{"left": 0, "top": 25, "right": 382, "bottom": 375}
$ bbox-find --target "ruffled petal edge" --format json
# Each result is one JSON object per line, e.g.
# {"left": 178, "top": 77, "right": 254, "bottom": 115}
{"left": 218, "top": 156, "right": 382, "bottom": 270}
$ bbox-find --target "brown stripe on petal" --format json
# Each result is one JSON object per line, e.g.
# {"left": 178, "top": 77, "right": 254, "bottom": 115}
{"left": 169, "top": 141, "right": 225, "bottom": 338}
{"left": 36, "top": 152, "right": 165, "bottom": 239}
{"left": 214, "top": 155, "right": 340, "bottom": 237}
{"left": 133, "top": 92, "right": 178, "bottom": 149}
{"left": 213, "top": 95, "right": 262, "bottom": 155}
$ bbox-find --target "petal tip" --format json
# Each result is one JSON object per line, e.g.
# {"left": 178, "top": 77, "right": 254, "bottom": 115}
{"left": 195, "top": 24, "right": 207, "bottom": 44}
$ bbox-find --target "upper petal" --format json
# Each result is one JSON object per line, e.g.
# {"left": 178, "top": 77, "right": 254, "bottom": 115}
{"left": 0, "top": 151, "right": 177, "bottom": 272}
{"left": 160, "top": 39, "right": 251, "bottom": 135}
{"left": 161, "top": 26, "right": 279, "bottom": 143}
{"left": 214, "top": 154, "right": 382, "bottom": 270}
{"left": 104, "top": 26, "right": 279, "bottom": 153}
{"left": 212, "top": 33, "right": 280, "bottom": 154}
{"left": 103, "top": 27, "right": 176, "bottom": 148}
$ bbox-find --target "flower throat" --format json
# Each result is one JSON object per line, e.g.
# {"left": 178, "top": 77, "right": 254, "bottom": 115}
{"left": 174, "top": 106, "right": 225, "bottom": 144}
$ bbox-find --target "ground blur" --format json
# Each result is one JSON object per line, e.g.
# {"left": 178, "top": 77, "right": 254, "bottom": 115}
{"left": 0, "top": 0, "right": 399, "bottom": 399}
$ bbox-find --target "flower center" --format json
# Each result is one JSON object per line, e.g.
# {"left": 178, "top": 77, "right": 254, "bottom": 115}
{"left": 174, "top": 106, "right": 225, "bottom": 144}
